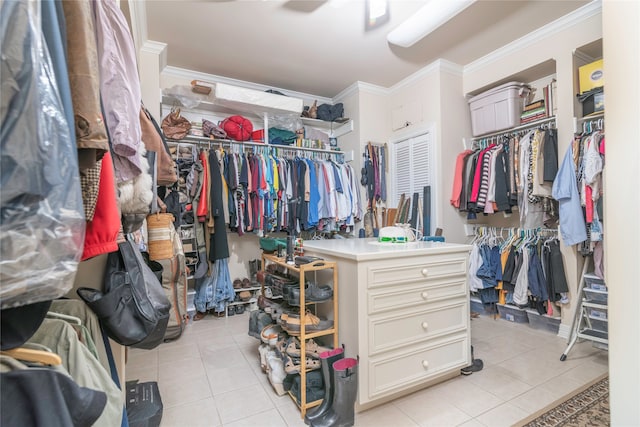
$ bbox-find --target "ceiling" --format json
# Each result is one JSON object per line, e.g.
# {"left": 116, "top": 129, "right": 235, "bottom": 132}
{"left": 141, "top": 0, "right": 590, "bottom": 98}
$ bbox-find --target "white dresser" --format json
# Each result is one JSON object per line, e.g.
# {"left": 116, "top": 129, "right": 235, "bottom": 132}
{"left": 303, "top": 239, "right": 472, "bottom": 411}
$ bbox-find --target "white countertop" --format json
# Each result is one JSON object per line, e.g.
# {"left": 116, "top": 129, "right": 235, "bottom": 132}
{"left": 303, "top": 238, "right": 471, "bottom": 261}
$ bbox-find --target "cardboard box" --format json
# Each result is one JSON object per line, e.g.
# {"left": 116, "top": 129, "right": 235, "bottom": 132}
{"left": 579, "top": 59, "right": 604, "bottom": 94}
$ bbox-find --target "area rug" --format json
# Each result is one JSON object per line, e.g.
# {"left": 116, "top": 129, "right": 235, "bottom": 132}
{"left": 518, "top": 375, "right": 609, "bottom": 427}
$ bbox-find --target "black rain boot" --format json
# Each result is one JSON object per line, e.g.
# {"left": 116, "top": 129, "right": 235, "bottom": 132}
{"left": 304, "top": 347, "right": 345, "bottom": 425}
{"left": 310, "top": 357, "right": 358, "bottom": 427}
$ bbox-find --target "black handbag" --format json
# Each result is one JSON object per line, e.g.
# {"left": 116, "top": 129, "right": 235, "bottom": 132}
{"left": 77, "top": 238, "right": 171, "bottom": 349}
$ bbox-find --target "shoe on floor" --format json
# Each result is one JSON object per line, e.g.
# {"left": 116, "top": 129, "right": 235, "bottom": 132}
{"left": 461, "top": 358, "right": 484, "bottom": 375}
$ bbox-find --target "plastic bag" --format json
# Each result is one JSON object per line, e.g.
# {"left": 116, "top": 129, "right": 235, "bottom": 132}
{"left": 1, "top": 1, "right": 85, "bottom": 309}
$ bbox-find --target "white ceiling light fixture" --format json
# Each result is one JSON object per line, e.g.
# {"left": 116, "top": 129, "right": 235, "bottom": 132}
{"left": 387, "top": 0, "right": 476, "bottom": 47}
{"left": 365, "top": 0, "right": 390, "bottom": 30}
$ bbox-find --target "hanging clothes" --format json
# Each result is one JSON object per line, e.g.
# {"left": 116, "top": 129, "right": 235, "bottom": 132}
{"left": 208, "top": 149, "right": 229, "bottom": 261}
{"left": 552, "top": 140, "right": 587, "bottom": 246}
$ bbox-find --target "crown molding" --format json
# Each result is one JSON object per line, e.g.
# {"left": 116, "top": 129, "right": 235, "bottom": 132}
{"left": 161, "top": 66, "right": 332, "bottom": 104}
{"left": 140, "top": 40, "right": 167, "bottom": 69}
{"left": 573, "top": 49, "right": 597, "bottom": 63}
{"left": 390, "top": 59, "right": 463, "bottom": 94}
{"left": 464, "top": 0, "right": 602, "bottom": 74}
{"left": 333, "top": 81, "right": 389, "bottom": 102}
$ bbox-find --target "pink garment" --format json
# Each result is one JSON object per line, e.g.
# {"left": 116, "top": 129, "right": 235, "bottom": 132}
{"left": 92, "top": 0, "right": 143, "bottom": 182}
{"left": 470, "top": 145, "right": 495, "bottom": 203}
{"left": 450, "top": 150, "right": 473, "bottom": 208}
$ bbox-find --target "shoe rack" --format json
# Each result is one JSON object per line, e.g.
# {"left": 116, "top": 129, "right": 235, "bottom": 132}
{"left": 261, "top": 253, "right": 339, "bottom": 418}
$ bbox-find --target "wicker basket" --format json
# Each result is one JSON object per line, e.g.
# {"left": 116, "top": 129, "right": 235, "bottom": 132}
{"left": 147, "top": 213, "right": 175, "bottom": 260}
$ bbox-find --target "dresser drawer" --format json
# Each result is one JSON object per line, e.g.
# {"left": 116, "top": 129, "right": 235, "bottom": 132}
{"left": 368, "top": 334, "right": 468, "bottom": 399}
{"left": 367, "top": 256, "right": 467, "bottom": 289}
{"left": 367, "top": 278, "right": 467, "bottom": 315}
{"left": 368, "top": 300, "right": 467, "bottom": 355}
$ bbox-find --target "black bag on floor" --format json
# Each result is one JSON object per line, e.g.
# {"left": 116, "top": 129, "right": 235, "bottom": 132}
{"left": 126, "top": 381, "right": 163, "bottom": 427}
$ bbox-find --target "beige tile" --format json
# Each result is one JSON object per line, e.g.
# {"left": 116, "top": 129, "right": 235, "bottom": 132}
{"left": 214, "top": 383, "right": 275, "bottom": 424}
{"left": 158, "top": 342, "right": 201, "bottom": 364}
{"left": 457, "top": 419, "right": 487, "bottom": 427}
{"left": 233, "top": 331, "right": 261, "bottom": 347}
{"left": 190, "top": 329, "right": 238, "bottom": 351}
{"left": 205, "top": 362, "right": 260, "bottom": 395}
{"left": 475, "top": 402, "right": 530, "bottom": 427}
{"left": 508, "top": 376, "right": 581, "bottom": 415}
{"left": 159, "top": 357, "right": 206, "bottom": 383}
{"left": 430, "top": 376, "right": 504, "bottom": 417}
{"left": 223, "top": 408, "right": 287, "bottom": 427}
{"left": 276, "top": 401, "right": 309, "bottom": 427}
{"left": 200, "top": 346, "right": 250, "bottom": 370}
{"left": 160, "top": 397, "right": 221, "bottom": 427}
{"left": 465, "top": 365, "right": 532, "bottom": 401}
{"left": 127, "top": 348, "right": 158, "bottom": 370}
{"left": 555, "top": 361, "right": 608, "bottom": 387}
{"left": 471, "top": 336, "right": 536, "bottom": 365}
{"left": 158, "top": 376, "right": 212, "bottom": 408}
{"left": 394, "top": 387, "right": 472, "bottom": 427}
{"left": 497, "top": 347, "right": 583, "bottom": 386}
{"left": 355, "top": 403, "right": 420, "bottom": 427}
{"left": 265, "top": 381, "right": 295, "bottom": 407}
{"left": 125, "top": 366, "right": 158, "bottom": 383}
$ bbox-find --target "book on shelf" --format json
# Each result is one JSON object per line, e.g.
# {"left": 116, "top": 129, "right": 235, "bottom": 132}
{"left": 523, "top": 100, "right": 545, "bottom": 112}
{"left": 520, "top": 107, "right": 546, "bottom": 119}
{"left": 520, "top": 113, "right": 547, "bottom": 124}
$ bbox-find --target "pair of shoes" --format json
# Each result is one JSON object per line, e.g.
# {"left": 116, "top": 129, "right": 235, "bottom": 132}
{"left": 287, "top": 282, "right": 333, "bottom": 306}
{"left": 281, "top": 311, "right": 333, "bottom": 335}
{"left": 282, "top": 353, "right": 321, "bottom": 374}
{"left": 234, "top": 304, "right": 246, "bottom": 315}
{"left": 193, "top": 311, "right": 207, "bottom": 321}
{"left": 233, "top": 278, "right": 242, "bottom": 289}
{"left": 242, "top": 278, "right": 251, "bottom": 288}
{"left": 239, "top": 290, "right": 252, "bottom": 301}
{"left": 285, "top": 337, "right": 331, "bottom": 359}
{"left": 227, "top": 306, "right": 235, "bottom": 316}
{"left": 261, "top": 324, "right": 283, "bottom": 346}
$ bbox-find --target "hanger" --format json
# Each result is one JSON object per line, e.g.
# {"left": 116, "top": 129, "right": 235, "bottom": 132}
{"left": 0, "top": 347, "right": 62, "bottom": 366}
{"left": 46, "top": 311, "right": 81, "bottom": 326}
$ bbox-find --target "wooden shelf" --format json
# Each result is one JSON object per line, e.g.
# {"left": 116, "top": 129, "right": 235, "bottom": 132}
{"left": 261, "top": 251, "right": 339, "bottom": 418}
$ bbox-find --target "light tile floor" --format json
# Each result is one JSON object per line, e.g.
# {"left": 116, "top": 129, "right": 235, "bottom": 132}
{"left": 126, "top": 313, "right": 608, "bottom": 427}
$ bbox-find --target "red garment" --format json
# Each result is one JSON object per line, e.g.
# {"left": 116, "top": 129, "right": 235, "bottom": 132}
{"left": 450, "top": 150, "right": 473, "bottom": 208}
{"left": 585, "top": 184, "right": 593, "bottom": 223}
{"left": 197, "top": 150, "right": 209, "bottom": 219}
{"left": 82, "top": 152, "right": 120, "bottom": 260}
{"left": 469, "top": 145, "right": 495, "bottom": 203}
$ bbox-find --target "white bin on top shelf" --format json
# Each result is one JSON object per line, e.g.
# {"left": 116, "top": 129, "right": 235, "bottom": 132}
{"left": 468, "top": 81, "right": 530, "bottom": 136}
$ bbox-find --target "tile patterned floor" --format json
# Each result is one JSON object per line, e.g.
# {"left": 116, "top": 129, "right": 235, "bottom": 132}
{"left": 126, "top": 313, "right": 608, "bottom": 427}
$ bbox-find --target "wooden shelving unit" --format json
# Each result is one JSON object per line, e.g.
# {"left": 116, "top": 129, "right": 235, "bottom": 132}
{"left": 261, "top": 253, "right": 338, "bottom": 418}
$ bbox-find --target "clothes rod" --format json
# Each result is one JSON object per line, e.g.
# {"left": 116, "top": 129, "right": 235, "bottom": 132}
{"left": 168, "top": 135, "right": 345, "bottom": 155}
{"left": 573, "top": 112, "right": 604, "bottom": 133}
{"left": 471, "top": 116, "right": 556, "bottom": 141}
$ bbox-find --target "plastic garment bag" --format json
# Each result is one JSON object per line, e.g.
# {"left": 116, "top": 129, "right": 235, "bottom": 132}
{"left": 0, "top": 1, "right": 85, "bottom": 309}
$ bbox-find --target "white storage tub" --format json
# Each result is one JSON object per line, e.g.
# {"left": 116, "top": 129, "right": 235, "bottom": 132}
{"left": 468, "top": 81, "right": 530, "bottom": 136}
{"left": 215, "top": 83, "right": 303, "bottom": 115}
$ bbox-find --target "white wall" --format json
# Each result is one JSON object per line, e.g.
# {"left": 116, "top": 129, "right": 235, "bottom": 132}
{"left": 438, "top": 70, "right": 472, "bottom": 244}
{"left": 602, "top": 1, "right": 640, "bottom": 424}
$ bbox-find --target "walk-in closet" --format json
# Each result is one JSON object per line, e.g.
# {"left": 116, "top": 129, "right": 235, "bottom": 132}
{"left": 2, "top": 1, "right": 638, "bottom": 426}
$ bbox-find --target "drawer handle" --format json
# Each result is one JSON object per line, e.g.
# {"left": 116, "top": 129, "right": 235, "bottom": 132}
{"left": 421, "top": 268, "right": 429, "bottom": 276}
{"left": 422, "top": 360, "right": 429, "bottom": 369}
{"left": 421, "top": 291, "right": 429, "bottom": 300}
{"left": 421, "top": 322, "right": 429, "bottom": 330}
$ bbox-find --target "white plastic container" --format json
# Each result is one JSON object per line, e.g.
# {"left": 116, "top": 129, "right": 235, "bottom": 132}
{"left": 468, "top": 82, "right": 530, "bottom": 136}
